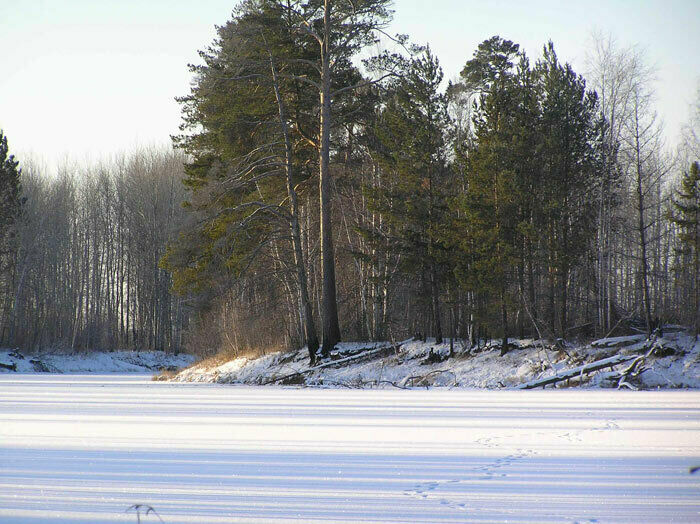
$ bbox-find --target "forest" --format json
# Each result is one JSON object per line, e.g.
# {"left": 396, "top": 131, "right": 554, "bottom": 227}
{"left": 0, "top": 0, "right": 698, "bottom": 361}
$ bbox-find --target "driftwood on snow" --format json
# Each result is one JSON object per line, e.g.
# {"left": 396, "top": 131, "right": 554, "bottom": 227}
{"left": 261, "top": 343, "right": 402, "bottom": 385}
{"left": 614, "top": 334, "right": 668, "bottom": 390}
{"left": 0, "top": 361, "right": 17, "bottom": 371}
{"left": 515, "top": 354, "right": 638, "bottom": 390}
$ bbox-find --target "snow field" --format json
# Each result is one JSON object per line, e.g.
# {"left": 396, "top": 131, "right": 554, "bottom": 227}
{"left": 1, "top": 375, "right": 699, "bottom": 523}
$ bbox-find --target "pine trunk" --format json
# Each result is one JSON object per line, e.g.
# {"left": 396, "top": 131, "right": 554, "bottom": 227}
{"left": 269, "top": 53, "right": 319, "bottom": 363}
{"left": 319, "top": 2, "right": 341, "bottom": 355}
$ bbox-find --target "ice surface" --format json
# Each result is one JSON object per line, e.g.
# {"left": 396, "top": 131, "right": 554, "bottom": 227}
{"left": 1, "top": 375, "right": 699, "bottom": 523}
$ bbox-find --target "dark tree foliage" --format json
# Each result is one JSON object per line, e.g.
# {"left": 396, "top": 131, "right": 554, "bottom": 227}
{"left": 164, "top": 1, "right": 324, "bottom": 358}
{"left": 670, "top": 161, "right": 700, "bottom": 334}
{"left": 449, "top": 39, "right": 602, "bottom": 351}
{"left": 0, "top": 130, "right": 22, "bottom": 249}
{"left": 166, "top": 4, "right": 314, "bottom": 293}
{"left": 293, "top": 0, "right": 394, "bottom": 354}
{"left": 460, "top": 36, "right": 521, "bottom": 92}
{"left": 451, "top": 39, "right": 524, "bottom": 354}
{"left": 365, "top": 48, "right": 452, "bottom": 343}
{"left": 165, "top": 0, "right": 395, "bottom": 358}
{"left": 536, "top": 42, "right": 602, "bottom": 337}
{"left": 0, "top": 130, "right": 23, "bottom": 344}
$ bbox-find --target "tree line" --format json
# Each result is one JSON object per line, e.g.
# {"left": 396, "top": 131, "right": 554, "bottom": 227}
{"left": 1, "top": 0, "right": 698, "bottom": 357}
{"left": 0, "top": 146, "right": 189, "bottom": 352}
{"left": 162, "top": 0, "right": 700, "bottom": 360}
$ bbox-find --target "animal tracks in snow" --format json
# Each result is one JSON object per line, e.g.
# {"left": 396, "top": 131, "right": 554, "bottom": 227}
{"left": 403, "top": 479, "right": 471, "bottom": 512}
{"left": 402, "top": 437, "right": 540, "bottom": 513}
{"left": 402, "top": 418, "right": 623, "bottom": 516}
{"left": 2, "top": 378, "right": 697, "bottom": 523}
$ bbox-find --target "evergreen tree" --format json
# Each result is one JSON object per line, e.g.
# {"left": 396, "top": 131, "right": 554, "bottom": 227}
{"left": 670, "top": 161, "right": 700, "bottom": 334}
{"left": 451, "top": 38, "right": 601, "bottom": 348}
{"left": 0, "top": 130, "right": 23, "bottom": 344}
{"left": 0, "top": 131, "right": 21, "bottom": 244}
{"left": 451, "top": 37, "right": 524, "bottom": 354}
{"left": 459, "top": 35, "right": 521, "bottom": 93}
{"left": 285, "top": 0, "right": 394, "bottom": 354}
{"left": 366, "top": 48, "right": 451, "bottom": 343}
{"left": 167, "top": 0, "right": 394, "bottom": 358}
{"left": 164, "top": 2, "right": 322, "bottom": 358}
{"left": 536, "top": 42, "right": 601, "bottom": 337}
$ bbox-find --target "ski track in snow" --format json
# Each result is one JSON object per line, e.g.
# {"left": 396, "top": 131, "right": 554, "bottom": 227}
{"left": 1, "top": 375, "right": 699, "bottom": 523}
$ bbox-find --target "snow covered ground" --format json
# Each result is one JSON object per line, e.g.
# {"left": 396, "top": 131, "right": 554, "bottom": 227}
{"left": 175, "top": 333, "right": 700, "bottom": 389}
{"left": 1, "top": 374, "right": 699, "bottom": 523}
{"left": 0, "top": 349, "right": 195, "bottom": 374}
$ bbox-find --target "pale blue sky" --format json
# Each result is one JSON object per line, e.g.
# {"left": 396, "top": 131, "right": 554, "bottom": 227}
{"left": 1, "top": 0, "right": 698, "bottom": 171}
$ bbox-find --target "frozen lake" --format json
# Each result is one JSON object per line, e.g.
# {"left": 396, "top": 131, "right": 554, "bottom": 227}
{"left": 1, "top": 375, "right": 699, "bottom": 523}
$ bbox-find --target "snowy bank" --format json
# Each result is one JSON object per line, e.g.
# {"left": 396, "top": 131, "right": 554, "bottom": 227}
{"left": 174, "top": 332, "right": 700, "bottom": 389}
{"left": 0, "top": 348, "right": 195, "bottom": 374}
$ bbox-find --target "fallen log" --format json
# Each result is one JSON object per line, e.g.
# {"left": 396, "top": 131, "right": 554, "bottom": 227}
{"left": 0, "top": 361, "right": 17, "bottom": 371}
{"left": 590, "top": 335, "right": 646, "bottom": 348}
{"left": 261, "top": 343, "right": 402, "bottom": 385}
{"left": 515, "top": 354, "right": 638, "bottom": 390}
{"left": 614, "top": 334, "right": 665, "bottom": 389}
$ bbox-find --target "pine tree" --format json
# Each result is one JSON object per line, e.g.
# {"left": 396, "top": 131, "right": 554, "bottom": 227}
{"left": 164, "top": 3, "right": 322, "bottom": 359}
{"left": 0, "top": 131, "right": 21, "bottom": 240}
{"left": 167, "top": 0, "right": 394, "bottom": 358}
{"left": 670, "top": 161, "right": 700, "bottom": 334}
{"left": 451, "top": 36, "right": 524, "bottom": 354}
{"left": 366, "top": 48, "right": 451, "bottom": 343}
{"left": 536, "top": 42, "right": 601, "bottom": 337}
{"left": 284, "top": 0, "right": 394, "bottom": 355}
{"left": 456, "top": 84, "right": 521, "bottom": 355}
{"left": 0, "top": 130, "right": 23, "bottom": 344}
{"left": 450, "top": 38, "right": 601, "bottom": 348}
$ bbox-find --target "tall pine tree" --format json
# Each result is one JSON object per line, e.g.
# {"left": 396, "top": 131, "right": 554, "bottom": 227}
{"left": 366, "top": 48, "right": 451, "bottom": 343}
{"left": 452, "top": 37, "right": 523, "bottom": 354}
{"left": 670, "top": 161, "right": 700, "bottom": 335}
{"left": 536, "top": 42, "right": 601, "bottom": 337}
{"left": 164, "top": 2, "right": 322, "bottom": 358}
{"left": 0, "top": 130, "right": 23, "bottom": 345}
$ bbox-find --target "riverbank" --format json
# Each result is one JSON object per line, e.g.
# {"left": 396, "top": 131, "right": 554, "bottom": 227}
{"left": 173, "top": 332, "right": 700, "bottom": 390}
